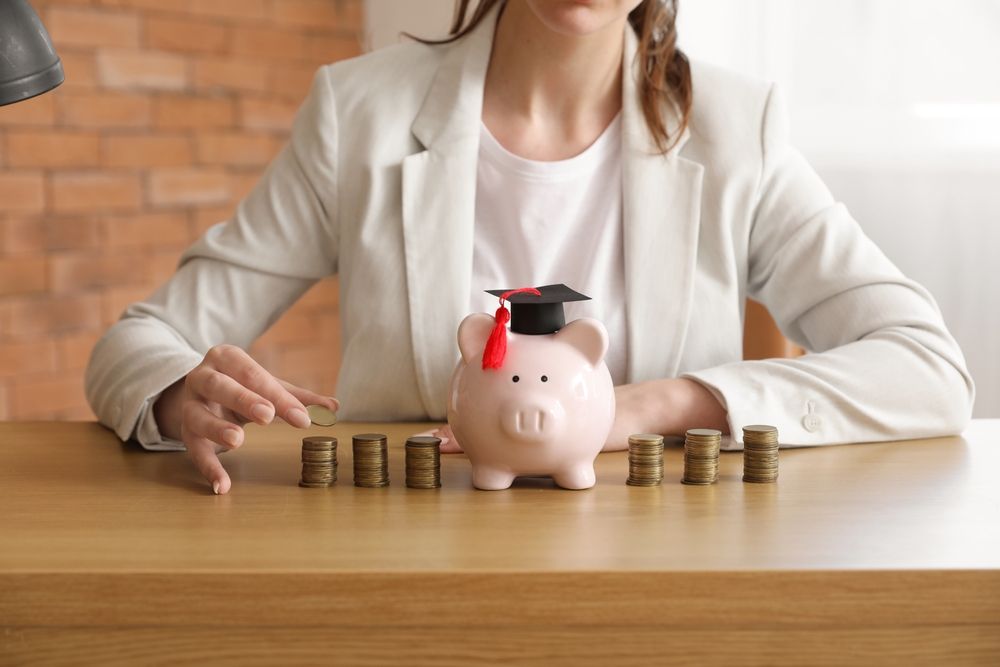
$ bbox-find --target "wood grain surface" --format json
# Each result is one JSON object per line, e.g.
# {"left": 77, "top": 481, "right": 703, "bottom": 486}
{"left": 2, "top": 419, "right": 999, "bottom": 665}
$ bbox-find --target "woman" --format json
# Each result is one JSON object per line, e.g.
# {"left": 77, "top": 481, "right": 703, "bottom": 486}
{"left": 85, "top": 0, "right": 974, "bottom": 495}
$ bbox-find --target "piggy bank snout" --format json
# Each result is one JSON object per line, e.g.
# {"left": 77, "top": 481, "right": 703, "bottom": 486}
{"left": 499, "top": 396, "right": 566, "bottom": 443}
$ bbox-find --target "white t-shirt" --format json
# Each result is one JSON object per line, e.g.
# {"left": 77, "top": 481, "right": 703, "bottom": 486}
{"left": 470, "top": 114, "right": 628, "bottom": 385}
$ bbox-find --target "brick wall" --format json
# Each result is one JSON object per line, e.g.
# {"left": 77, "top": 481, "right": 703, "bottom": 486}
{"left": 0, "top": 0, "right": 361, "bottom": 420}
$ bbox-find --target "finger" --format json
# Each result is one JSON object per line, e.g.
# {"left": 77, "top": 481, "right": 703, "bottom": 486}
{"left": 434, "top": 426, "right": 463, "bottom": 454}
{"left": 212, "top": 348, "right": 310, "bottom": 428}
{"left": 279, "top": 380, "right": 340, "bottom": 413}
{"left": 439, "top": 436, "right": 463, "bottom": 454}
{"left": 183, "top": 400, "right": 244, "bottom": 450}
{"left": 184, "top": 433, "right": 232, "bottom": 494}
{"left": 187, "top": 367, "right": 274, "bottom": 426}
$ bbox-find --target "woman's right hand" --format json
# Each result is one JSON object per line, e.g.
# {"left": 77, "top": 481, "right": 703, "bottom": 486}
{"left": 154, "top": 344, "right": 339, "bottom": 495}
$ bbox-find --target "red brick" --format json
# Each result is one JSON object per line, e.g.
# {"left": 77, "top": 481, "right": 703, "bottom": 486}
{"left": 148, "top": 167, "right": 230, "bottom": 207}
{"left": 193, "top": 59, "right": 269, "bottom": 95}
{"left": 231, "top": 26, "right": 306, "bottom": 63}
{"left": 56, "top": 91, "right": 151, "bottom": 128}
{"left": 100, "top": 283, "right": 153, "bottom": 325}
{"left": 315, "top": 311, "right": 341, "bottom": 345}
{"left": 0, "top": 218, "right": 44, "bottom": 255}
{"left": 239, "top": 97, "right": 297, "bottom": 132}
{"left": 0, "top": 256, "right": 48, "bottom": 296}
{"left": 103, "top": 134, "right": 193, "bottom": 167}
{"left": 0, "top": 340, "right": 58, "bottom": 377}
{"left": 50, "top": 253, "right": 146, "bottom": 292}
{"left": 145, "top": 15, "right": 230, "bottom": 54}
{"left": 6, "top": 130, "right": 101, "bottom": 168}
{"left": 51, "top": 172, "right": 142, "bottom": 213}
{"left": 268, "top": 0, "right": 341, "bottom": 28}
{"left": 97, "top": 49, "right": 188, "bottom": 91}
{"left": 267, "top": 64, "right": 320, "bottom": 101}
{"left": 56, "top": 51, "right": 98, "bottom": 90}
{"left": 12, "top": 371, "right": 89, "bottom": 418}
{"left": 332, "top": 0, "right": 364, "bottom": 28}
{"left": 154, "top": 95, "right": 234, "bottom": 130}
{"left": 1, "top": 293, "right": 102, "bottom": 338}
{"left": 33, "top": 0, "right": 94, "bottom": 8}
{"left": 145, "top": 251, "right": 183, "bottom": 284}
{"left": 0, "top": 173, "right": 45, "bottom": 214}
{"left": 96, "top": 0, "right": 191, "bottom": 10}
{"left": 295, "top": 277, "right": 339, "bottom": 310}
{"left": 275, "top": 343, "right": 333, "bottom": 377}
{"left": 228, "top": 170, "right": 263, "bottom": 202}
{"left": 0, "top": 217, "right": 101, "bottom": 254}
{"left": 103, "top": 211, "right": 191, "bottom": 249}
{"left": 255, "top": 310, "right": 320, "bottom": 346}
{"left": 191, "top": 204, "right": 233, "bottom": 236}
{"left": 188, "top": 0, "right": 266, "bottom": 22}
{"left": 306, "top": 33, "right": 362, "bottom": 64}
{"left": 43, "top": 217, "right": 104, "bottom": 251}
{"left": 56, "top": 331, "right": 102, "bottom": 371}
{"left": 196, "top": 132, "right": 280, "bottom": 166}
{"left": 0, "top": 92, "right": 56, "bottom": 127}
{"left": 47, "top": 6, "right": 140, "bottom": 49}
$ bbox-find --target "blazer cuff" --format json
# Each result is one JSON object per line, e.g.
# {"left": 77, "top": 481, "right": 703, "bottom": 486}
{"left": 682, "top": 362, "right": 827, "bottom": 448}
{"left": 119, "top": 352, "right": 202, "bottom": 451}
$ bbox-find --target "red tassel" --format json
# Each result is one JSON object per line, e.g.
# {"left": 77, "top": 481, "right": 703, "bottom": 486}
{"left": 482, "top": 287, "right": 540, "bottom": 370}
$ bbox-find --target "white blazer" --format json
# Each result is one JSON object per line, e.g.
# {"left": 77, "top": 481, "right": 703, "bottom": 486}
{"left": 85, "top": 7, "right": 974, "bottom": 450}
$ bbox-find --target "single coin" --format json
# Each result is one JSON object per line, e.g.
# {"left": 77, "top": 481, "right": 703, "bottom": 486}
{"left": 306, "top": 404, "right": 338, "bottom": 427}
{"left": 686, "top": 428, "right": 722, "bottom": 438}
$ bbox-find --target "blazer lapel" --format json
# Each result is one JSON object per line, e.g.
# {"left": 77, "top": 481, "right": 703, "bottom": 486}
{"left": 621, "top": 28, "right": 705, "bottom": 382}
{"left": 401, "top": 7, "right": 497, "bottom": 418}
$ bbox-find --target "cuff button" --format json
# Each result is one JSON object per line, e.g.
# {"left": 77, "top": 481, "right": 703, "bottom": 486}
{"left": 802, "top": 414, "right": 822, "bottom": 432}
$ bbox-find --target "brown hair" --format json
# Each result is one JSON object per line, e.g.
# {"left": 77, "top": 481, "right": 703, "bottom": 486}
{"left": 411, "top": 0, "right": 692, "bottom": 154}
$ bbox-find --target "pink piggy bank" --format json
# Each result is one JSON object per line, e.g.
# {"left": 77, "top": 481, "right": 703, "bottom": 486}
{"left": 447, "top": 313, "right": 616, "bottom": 490}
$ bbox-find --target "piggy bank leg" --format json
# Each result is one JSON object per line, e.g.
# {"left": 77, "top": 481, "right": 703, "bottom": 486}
{"left": 553, "top": 465, "right": 596, "bottom": 490}
{"left": 471, "top": 465, "right": 516, "bottom": 491}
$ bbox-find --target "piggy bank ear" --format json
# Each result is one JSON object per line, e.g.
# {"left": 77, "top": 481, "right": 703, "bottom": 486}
{"left": 554, "top": 318, "right": 609, "bottom": 368}
{"left": 457, "top": 313, "right": 497, "bottom": 364}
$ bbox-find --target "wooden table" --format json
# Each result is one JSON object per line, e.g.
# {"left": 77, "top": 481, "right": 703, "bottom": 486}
{"left": 1, "top": 420, "right": 999, "bottom": 665}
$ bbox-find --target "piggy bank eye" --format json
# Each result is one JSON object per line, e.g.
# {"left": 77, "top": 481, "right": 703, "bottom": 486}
{"left": 512, "top": 375, "right": 520, "bottom": 383}
{"left": 541, "top": 375, "right": 548, "bottom": 382}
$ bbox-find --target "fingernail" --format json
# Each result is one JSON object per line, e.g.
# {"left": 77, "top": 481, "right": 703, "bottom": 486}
{"left": 222, "top": 428, "right": 241, "bottom": 447}
{"left": 288, "top": 407, "right": 310, "bottom": 428}
{"left": 212, "top": 481, "right": 221, "bottom": 495}
{"left": 251, "top": 403, "right": 274, "bottom": 423}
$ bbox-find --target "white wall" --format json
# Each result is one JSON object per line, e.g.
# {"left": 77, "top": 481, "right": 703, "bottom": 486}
{"left": 365, "top": 0, "right": 999, "bottom": 417}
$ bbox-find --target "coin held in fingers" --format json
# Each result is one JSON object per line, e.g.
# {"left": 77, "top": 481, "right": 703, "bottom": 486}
{"left": 306, "top": 404, "right": 338, "bottom": 427}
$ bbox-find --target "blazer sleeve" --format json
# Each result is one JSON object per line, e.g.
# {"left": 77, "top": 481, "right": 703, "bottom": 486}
{"left": 85, "top": 65, "right": 340, "bottom": 450}
{"left": 683, "top": 84, "right": 975, "bottom": 447}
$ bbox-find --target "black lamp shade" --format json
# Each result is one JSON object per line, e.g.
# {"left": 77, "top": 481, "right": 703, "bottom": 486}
{"left": 0, "top": 0, "right": 64, "bottom": 106}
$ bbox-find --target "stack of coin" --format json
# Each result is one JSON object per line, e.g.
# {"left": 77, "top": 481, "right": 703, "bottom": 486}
{"left": 682, "top": 428, "right": 722, "bottom": 485}
{"left": 353, "top": 433, "right": 389, "bottom": 487}
{"left": 405, "top": 436, "right": 442, "bottom": 489}
{"left": 625, "top": 433, "right": 664, "bottom": 486}
{"left": 299, "top": 435, "right": 337, "bottom": 488}
{"left": 742, "top": 425, "right": 779, "bottom": 483}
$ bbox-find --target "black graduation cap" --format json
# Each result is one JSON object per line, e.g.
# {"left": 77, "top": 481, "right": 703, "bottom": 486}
{"left": 485, "top": 283, "right": 590, "bottom": 335}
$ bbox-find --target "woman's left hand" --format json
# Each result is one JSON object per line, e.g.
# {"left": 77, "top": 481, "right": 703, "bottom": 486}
{"left": 604, "top": 378, "right": 729, "bottom": 451}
